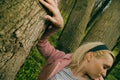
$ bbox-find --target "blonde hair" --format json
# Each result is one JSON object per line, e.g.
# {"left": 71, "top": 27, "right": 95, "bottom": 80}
{"left": 69, "top": 42, "right": 114, "bottom": 69}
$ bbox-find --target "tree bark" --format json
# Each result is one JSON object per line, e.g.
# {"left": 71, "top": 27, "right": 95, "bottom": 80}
{"left": 0, "top": 0, "right": 47, "bottom": 80}
{"left": 59, "top": 0, "right": 76, "bottom": 23}
{"left": 58, "top": 0, "right": 96, "bottom": 52}
{"left": 82, "top": 0, "right": 120, "bottom": 50}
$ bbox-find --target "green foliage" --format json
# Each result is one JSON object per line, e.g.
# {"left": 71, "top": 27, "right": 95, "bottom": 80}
{"left": 105, "top": 75, "right": 117, "bottom": 80}
{"left": 16, "top": 47, "right": 46, "bottom": 80}
{"left": 48, "top": 29, "right": 62, "bottom": 47}
{"left": 105, "top": 61, "right": 120, "bottom": 80}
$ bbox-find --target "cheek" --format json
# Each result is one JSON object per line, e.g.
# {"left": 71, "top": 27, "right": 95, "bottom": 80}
{"left": 94, "top": 64, "right": 102, "bottom": 73}
{"left": 93, "top": 64, "right": 103, "bottom": 79}
{"left": 88, "top": 61, "right": 103, "bottom": 78}
{"left": 93, "top": 59, "right": 103, "bottom": 73}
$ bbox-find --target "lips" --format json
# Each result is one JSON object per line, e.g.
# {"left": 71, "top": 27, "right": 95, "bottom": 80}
{"left": 94, "top": 76, "right": 104, "bottom": 80}
{"left": 99, "top": 77, "right": 104, "bottom": 80}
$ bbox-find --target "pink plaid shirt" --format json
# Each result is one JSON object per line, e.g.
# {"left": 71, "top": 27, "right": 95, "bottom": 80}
{"left": 37, "top": 39, "right": 72, "bottom": 80}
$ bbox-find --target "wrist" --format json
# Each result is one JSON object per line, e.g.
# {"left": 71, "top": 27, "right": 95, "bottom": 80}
{"left": 40, "top": 35, "right": 49, "bottom": 41}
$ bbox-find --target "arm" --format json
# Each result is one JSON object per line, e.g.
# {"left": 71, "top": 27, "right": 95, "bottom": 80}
{"left": 37, "top": 0, "right": 64, "bottom": 59}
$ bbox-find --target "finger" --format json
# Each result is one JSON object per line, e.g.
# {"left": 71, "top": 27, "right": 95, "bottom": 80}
{"left": 39, "top": 0, "right": 53, "bottom": 11}
{"left": 39, "top": 0, "right": 56, "bottom": 14}
{"left": 45, "top": 15, "right": 56, "bottom": 23}
{"left": 46, "top": 0, "right": 57, "bottom": 7}
{"left": 54, "top": 0, "right": 58, "bottom": 6}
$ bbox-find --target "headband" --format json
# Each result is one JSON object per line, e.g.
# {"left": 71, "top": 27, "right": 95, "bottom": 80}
{"left": 88, "top": 45, "right": 109, "bottom": 52}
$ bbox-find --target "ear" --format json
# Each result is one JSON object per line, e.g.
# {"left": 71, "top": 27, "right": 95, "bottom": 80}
{"left": 85, "top": 52, "right": 94, "bottom": 62}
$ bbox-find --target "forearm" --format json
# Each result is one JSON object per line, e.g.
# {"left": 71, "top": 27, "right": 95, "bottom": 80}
{"left": 37, "top": 39, "right": 51, "bottom": 58}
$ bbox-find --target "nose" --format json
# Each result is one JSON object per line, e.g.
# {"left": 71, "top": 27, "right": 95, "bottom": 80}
{"left": 102, "top": 70, "right": 107, "bottom": 77}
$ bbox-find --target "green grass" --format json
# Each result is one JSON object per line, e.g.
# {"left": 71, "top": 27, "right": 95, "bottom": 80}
{"left": 16, "top": 47, "right": 46, "bottom": 80}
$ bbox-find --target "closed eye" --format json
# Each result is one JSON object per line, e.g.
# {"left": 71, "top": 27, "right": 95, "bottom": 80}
{"left": 103, "top": 64, "right": 111, "bottom": 70}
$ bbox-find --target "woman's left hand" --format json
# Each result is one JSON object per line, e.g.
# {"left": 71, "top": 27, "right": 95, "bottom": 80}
{"left": 39, "top": 0, "right": 64, "bottom": 39}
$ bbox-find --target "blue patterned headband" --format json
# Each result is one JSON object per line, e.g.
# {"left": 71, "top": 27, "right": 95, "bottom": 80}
{"left": 88, "top": 45, "right": 109, "bottom": 52}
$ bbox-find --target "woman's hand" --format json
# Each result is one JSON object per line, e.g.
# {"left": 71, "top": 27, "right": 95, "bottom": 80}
{"left": 39, "top": 0, "right": 64, "bottom": 40}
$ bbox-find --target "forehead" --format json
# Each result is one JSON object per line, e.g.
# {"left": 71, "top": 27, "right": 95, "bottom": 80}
{"left": 100, "top": 53, "right": 114, "bottom": 66}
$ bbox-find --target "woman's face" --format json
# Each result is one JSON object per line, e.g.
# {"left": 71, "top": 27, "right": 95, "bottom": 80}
{"left": 85, "top": 52, "right": 113, "bottom": 80}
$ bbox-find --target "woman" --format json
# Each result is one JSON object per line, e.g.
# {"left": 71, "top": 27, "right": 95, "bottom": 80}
{"left": 37, "top": 0, "right": 114, "bottom": 80}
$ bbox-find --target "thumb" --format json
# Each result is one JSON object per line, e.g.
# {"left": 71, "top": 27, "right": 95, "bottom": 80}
{"left": 44, "top": 15, "right": 56, "bottom": 23}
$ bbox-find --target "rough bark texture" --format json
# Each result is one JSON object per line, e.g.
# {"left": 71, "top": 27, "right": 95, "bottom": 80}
{"left": 82, "top": 0, "right": 120, "bottom": 50}
{"left": 0, "top": 0, "right": 47, "bottom": 80}
{"left": 58, "top": 0, "right": 96, "bottom": 52}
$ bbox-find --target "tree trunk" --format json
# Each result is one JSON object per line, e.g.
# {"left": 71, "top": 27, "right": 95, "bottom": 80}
{"left": 58, "top": 0, "right": 96, "bottom": 53}
{"left": 0, "top": 0, "right": 47, "bottom": 80}
{"left": 82, "top": 0, "right": 120, "bottom": 50}
{"left": 59, "top": 0, "right": 76, "bottom": 23}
